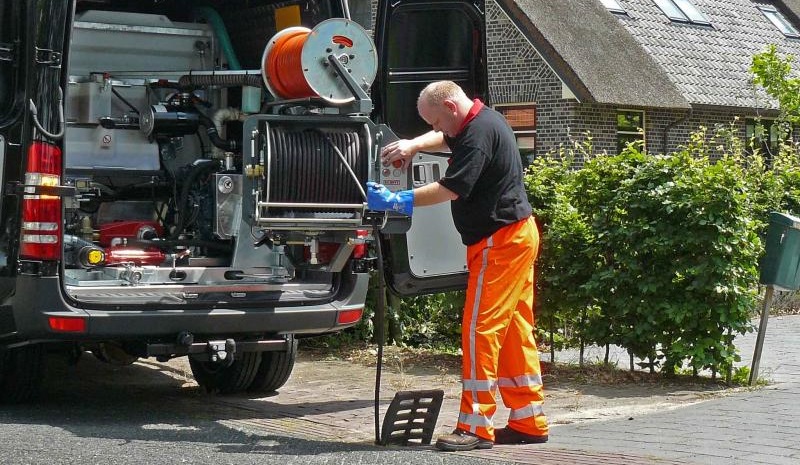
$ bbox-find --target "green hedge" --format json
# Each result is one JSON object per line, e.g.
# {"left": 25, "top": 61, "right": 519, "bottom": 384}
{"left": 527, "top": 128, "right": 800, "bottom": 375}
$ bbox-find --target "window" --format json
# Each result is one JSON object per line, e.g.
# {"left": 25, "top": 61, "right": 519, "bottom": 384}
{"left": 383, "top": 5, "right": 480, "bottom": 138}
{"left": 653, "top": 0, "right": 710, "bottom": 24}
{"left": 617, "top": 110, "right": 645, "bottom": 153}
{"left": 496, "top": 104, "right": 536, "bottom": 162}
{"left": 600, "top": 0, "right": 626, "bottom": 13}
{"left": 758, "top": 5, "right": 800, "bottom": 37}
{"left": 746, "top": 118, "right": 792, "bottom": 158}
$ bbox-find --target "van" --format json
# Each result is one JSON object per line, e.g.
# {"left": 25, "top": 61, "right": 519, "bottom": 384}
{"left": 0, "top": 0, "right": 486, "bottom": 401}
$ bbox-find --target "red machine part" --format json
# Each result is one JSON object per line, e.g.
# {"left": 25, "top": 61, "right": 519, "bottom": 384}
{"left": 303, "top": 230, "right": 368, "bottom": 264}
{"left": 104, "top": 246, "right": 166, "bottom": 266}
{"left": 98, "top": 220, "right": 163, "bottom": 247}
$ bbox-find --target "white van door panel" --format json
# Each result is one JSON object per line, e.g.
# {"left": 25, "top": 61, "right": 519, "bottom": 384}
{"left": 374, "top": 0, "right": 486, "bottom": 295}
{"left": 406, "top": 153, "right": 467, "bottom": 278}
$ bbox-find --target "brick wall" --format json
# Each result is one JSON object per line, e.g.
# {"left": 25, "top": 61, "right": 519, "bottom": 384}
{"left": 485, "top": 0, "right": 576, "bottom": 157}
{"left": 649, "top": 107, "right": 792, "bottom": 159}
{"left": 484, "top": 1, "right": 792, "bottom": 163}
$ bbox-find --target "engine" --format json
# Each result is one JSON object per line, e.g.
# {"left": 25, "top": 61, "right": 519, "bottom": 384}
{"left": 61, "top": 10, "right": 408, "bottom": 291}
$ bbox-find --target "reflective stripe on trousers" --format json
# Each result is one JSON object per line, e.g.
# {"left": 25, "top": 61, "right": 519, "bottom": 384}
{"left": 456, "top": 217, "right": 549, "bottom": 440}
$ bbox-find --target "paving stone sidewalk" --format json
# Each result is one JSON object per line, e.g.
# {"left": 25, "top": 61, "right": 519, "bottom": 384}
{"left": 464, "top": 314, "right": 800, "bottom": 465}
{"left": 197, "top": 314, "right": 799, "bottom": 464}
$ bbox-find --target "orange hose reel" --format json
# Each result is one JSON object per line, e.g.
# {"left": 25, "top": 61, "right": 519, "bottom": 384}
{"left": 263, "top": 27, "right": 314, "bottom": 99}
{"left": 261, "top": 19, "right": 377, "bottom": 104}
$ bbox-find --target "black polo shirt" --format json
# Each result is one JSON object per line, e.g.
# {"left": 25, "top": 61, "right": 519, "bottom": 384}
{"left": 439, "top": 106, "right": 532, "bottom": 246}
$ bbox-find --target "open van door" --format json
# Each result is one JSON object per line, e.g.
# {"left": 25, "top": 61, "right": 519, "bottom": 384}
{"left": 373, "top": 0, "right": 487, "bottom": 295}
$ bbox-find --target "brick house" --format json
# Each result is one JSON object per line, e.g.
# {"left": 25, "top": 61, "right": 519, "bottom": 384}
{"left": 224, "top": 0, "right": 800, "bottom": 160}
{"left": 486, "top": 0, "right": 800, "bottom": 160}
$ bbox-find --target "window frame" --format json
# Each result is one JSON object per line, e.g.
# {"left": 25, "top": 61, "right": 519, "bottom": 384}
{"left": 758, "top": 5, "right": 800, "bottom": 38}
{"left": 616, "top": 109, "right": 646, "bottom": 153}
{"left": 653, "top": 0, "right": 711, "bottom": 25}
{"left": 494, "top": 103, "right": 537, "bottom": 159}
{"left": 745, "top": 117, "right": 793, "bottom": 157}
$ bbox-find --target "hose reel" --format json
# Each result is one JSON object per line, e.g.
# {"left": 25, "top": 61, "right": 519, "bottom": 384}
{"left": 261, "top": 18, "right": 377, "bottom": 107}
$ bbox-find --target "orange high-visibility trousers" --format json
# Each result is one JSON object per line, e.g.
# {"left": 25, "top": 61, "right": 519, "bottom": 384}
{"left": 456, "top": 216, "right": 549, "bottom": 441}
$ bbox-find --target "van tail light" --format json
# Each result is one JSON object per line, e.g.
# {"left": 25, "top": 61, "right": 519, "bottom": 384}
{"left": 337, "top": 308, "right": 363, "bottom": 325}
{"left": 20, "top": 141, "right": 62, "bottom": 260}
{"left": 48, "top": 316, "right": 87, "bottom": 333}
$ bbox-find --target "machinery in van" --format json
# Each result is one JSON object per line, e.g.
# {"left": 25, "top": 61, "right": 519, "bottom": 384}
{"left": 0, "top": 0, "right": 485, "bottom": 401}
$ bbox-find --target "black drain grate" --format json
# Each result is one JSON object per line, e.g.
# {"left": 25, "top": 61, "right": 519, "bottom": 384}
{"left": 379, "top": 389, "right": 444, "bottom": 446}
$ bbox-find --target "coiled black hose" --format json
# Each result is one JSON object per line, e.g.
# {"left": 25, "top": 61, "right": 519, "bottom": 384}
{"left": 267, "top": 127, "right": 365, "bottom": 204}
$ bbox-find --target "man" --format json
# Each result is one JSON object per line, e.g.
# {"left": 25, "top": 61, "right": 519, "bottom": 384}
{"left": 367, "top": 81, "right": 549, "bottom": 452}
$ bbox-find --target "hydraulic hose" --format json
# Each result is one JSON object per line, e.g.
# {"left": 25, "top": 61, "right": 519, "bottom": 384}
{"left": 63, "top": 234, "right": 97, "bottom": 251}
{"left": 178, "top": 72, "right": 263, "bottom": 89}
{"left": 192, "top": 6, "right": 241, "bottom": 70}
{"left": 197, "top": 112, "right": 238, "bottom": 152}
{"left": 171, "top": 159, "right": 220, "bottom": 240}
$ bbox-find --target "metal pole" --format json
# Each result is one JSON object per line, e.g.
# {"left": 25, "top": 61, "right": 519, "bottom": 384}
{"left": 372, "top": 220, "right": 386, "bottom": 444}
{"left": 749, "top": 285, "right": 775, "bottom": 386}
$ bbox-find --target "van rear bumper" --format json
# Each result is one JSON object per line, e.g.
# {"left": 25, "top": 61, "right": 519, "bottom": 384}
{"left": 8, "top": 273, "right": 369, "bottom": 341}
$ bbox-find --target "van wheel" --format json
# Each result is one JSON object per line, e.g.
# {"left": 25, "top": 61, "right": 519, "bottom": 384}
{"left": 248, "top": 335, "right": 298, "bottom": 394}
{"left": 188, "top": 351, "right": 261, "bottom": 394}
{"left": 0, "top": 344, "right": 45, "bottom": 403}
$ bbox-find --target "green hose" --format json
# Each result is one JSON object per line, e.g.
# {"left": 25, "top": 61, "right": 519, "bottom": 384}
{"left": 193, "top": 6, "right": 242, "bottom": 70}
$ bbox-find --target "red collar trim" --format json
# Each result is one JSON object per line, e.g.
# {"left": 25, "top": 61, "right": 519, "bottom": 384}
{"left": 455, "top": 99, "right": 484, "bottom": 136}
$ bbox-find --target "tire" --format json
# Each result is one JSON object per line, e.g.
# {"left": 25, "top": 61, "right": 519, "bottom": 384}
{"left": 0, "top": 344, "right": 45, "bottom": 403}
{"left": 248, "top": 335, "right": 298, "bottom": 394}
{"left": 189, "top": 351, "right": 262, "bottom": 394}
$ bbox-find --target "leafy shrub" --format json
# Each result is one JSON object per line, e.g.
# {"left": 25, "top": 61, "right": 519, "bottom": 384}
{"left": 523, "top": 124, "right": 800, "bottom": 375}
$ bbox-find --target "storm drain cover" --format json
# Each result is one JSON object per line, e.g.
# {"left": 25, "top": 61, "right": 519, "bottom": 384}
{"left": 380, "top": 389, "right": 444, "bottom": 446}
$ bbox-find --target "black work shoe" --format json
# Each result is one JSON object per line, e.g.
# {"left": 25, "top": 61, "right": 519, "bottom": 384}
{"left": 494, "top": 427, "right": 549, "bottom": 445}
{"left": 435, "top": 429, "right": 493, "bottom": 452}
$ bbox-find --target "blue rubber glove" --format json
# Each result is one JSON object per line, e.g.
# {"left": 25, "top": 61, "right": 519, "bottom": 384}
{"left": 366, "top": 181, "right": 413, "bottom": 216}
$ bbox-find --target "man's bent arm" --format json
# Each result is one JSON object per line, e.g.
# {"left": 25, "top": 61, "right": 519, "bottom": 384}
{"left": 414, "top": 181, "right": 458, "bottom": 206}
{"left": 381, "top": 131, "right": 450, "bottom": 167}
{"left": 409, "top": 130, "right": 450, "bottom": 154}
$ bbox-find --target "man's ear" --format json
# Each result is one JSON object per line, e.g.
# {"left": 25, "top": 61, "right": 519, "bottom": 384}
{"left": 443, "top": 99, "right": 458, "bottom": 114}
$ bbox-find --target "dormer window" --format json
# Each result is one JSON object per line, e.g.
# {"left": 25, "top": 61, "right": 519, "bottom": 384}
{"left": 600, "top": 0, "right": 626, "bottom": 13}
{"left": 653, "top": 0, "right": 711, "bottom": 25}
{"left": 759, "top": 5, "right": 800, "bottom": 37}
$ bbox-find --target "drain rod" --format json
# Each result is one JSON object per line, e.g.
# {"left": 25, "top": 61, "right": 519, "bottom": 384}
{"left": 372, "top": 219, "right": 387, "bottom": 444}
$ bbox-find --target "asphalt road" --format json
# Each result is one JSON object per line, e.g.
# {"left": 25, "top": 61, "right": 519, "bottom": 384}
{"left": 0, "top": 353, "right": 508, "bottom": 465}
